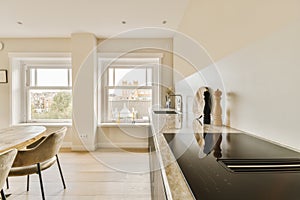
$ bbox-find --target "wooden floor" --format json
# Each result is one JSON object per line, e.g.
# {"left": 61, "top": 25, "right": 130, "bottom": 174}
{"left": 5, "top": 149, "right": 151, "bottom": 200}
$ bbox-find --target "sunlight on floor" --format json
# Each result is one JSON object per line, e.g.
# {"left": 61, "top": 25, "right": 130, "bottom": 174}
{"left": 6, "top": 149, "right": 151, "bottom": 200}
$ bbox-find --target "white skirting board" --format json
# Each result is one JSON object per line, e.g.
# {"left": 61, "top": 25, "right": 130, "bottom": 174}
{"left": 97, "top": 142, "right": 148, "bottom": 149}
{"left": 61, "top": 141, "right": 148, "bottom": 150}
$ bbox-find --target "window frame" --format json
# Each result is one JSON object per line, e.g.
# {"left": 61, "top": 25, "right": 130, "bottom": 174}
{"left": 8, "top": 52, "right": 73, "bottom": 126}
{"left": 25, "top": 64, "right": 72, "bottom": 123}
{"left": 98, "top": 53, "right": 162, "bottom": 124}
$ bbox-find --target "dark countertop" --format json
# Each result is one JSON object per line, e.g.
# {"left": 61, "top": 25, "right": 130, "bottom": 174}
{"left": 164, "top": 130, "right": 300, "bottom": 200}
{"left": 150, "top": 111, "right": 300, "bottom": 200}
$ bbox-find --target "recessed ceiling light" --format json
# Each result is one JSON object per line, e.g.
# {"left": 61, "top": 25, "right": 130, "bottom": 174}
{"left": 17, "top": 21, "right": 23, "bottom": 25}
{"left": 162, "top": 20, "right": 167, "bottom": 24}
{"left": 121, "top": 21, "right": 126, "bottom": 24}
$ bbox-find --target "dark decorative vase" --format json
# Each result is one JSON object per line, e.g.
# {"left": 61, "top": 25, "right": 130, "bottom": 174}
{"left": 203, "top": 89, "right": 211, "bottom": 124}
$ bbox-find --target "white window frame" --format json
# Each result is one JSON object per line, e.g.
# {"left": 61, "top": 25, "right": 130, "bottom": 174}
{"left": 9, "top": 53, "right": 72, "bottom": 125}
{"left": 25, "top": 64, "right": 72, "bottom": 123}
{"left": 98, "top": 53, "right": 162, "bottom": 124}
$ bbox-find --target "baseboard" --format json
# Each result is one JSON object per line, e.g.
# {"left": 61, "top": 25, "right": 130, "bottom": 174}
{"left": 71, "top": 144, "right": 96, "bottom": 151}
{"left": 97, "top": 142, "right": 148, "bottom": 149}
{"left": 62, "top": 142, "right": 72, "bottom": 148}
{"left": 62, "top": 142, "right": 148, "bottom": 151}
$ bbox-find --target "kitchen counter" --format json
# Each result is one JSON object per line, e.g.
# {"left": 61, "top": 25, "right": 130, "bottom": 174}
{"left": 150, "top": 111, "right": 300, "bottom": 200}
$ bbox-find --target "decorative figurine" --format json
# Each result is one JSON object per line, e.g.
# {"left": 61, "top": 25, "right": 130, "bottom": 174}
{"left": 212, "top": 89, "right": 222, "bottom": 126}
{"left": 203, "top": 88, "right": 211, "bottom": 124}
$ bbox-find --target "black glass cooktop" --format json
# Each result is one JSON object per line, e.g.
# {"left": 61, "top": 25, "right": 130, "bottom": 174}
{"left": 164, "top": 132, "right": 300, "bottom": 200}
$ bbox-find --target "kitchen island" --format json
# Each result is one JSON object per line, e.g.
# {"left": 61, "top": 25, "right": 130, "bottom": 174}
{"left": 150, "top": 111, "right": 300, "bottom": 200}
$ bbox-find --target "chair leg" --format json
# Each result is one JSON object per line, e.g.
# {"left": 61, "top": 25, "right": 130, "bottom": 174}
{"left": 1, "top": 189, "right": 6, "bottom": 200}
{"left": 6, "top": 177, "right": 9, "bottom": 189}
{"left": 37, "top": 163, "right": 45, "bottom": 200}
{"left": 56, "top": 155, "right": 66, "bottom": 189}
{"left": 26, "top": 175, "right": 30, "bottom": 191}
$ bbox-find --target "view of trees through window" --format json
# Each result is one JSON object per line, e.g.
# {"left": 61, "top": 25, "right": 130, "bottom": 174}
{"left": 30, "top": 90, "right": 72, "bottom": 120}
{"left": 27, "top": 67, "right": 72, "bottom": 122}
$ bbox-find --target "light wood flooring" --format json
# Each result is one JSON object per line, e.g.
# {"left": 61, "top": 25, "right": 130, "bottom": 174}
{"left": 5, "top": 149, "right": 151, "bottom": 200}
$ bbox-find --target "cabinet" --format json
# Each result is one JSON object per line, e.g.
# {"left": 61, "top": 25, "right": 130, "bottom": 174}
{"left": 149, "top": 128, "right": 167, "bottom": 200}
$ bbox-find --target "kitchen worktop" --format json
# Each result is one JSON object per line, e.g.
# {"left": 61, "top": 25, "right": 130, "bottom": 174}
{"left": 150, "top": 111, "right": 300, "bottom": 200}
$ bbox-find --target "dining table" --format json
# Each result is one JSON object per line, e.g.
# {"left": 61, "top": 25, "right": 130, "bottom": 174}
{"left": 0, "top": 126, "right": 46, "bottom": 152}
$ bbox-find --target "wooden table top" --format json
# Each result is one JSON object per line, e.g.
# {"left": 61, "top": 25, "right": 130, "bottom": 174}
{"left": 0, "top": 126, "right": 46, "bottom": 152}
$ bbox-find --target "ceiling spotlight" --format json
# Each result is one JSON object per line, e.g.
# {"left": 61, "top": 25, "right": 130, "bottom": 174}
{"left": 121, "top": 21, "right": 126, "bottom": 24}
{"left": 162, "top": 20, "right": 167, "bottom": 24}
{"left": 17, "top": 21, "right": 23, "bottom": 25}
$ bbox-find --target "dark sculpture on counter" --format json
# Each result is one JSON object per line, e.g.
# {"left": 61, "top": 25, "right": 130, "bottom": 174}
{"left": 203, "top": 88, "right": 211, "bottom": 124}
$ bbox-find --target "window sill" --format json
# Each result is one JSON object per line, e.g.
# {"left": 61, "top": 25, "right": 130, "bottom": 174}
{"left": 13, "top": 122, "right": 72, "bottom": 127}
{"left": 98, "top": 122, "right": 150, "bottom": 128}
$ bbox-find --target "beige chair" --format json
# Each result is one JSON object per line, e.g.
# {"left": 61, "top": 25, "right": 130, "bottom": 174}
{"left": 0, "top": 149, "right": 17, "bottom": 200}
{"left": 8, "top": 127, "right": 67, "bottom": 200}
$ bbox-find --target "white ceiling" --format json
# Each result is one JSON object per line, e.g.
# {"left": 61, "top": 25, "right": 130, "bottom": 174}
{"left": 0, "top": 0, "right": 190, "bottom": 38}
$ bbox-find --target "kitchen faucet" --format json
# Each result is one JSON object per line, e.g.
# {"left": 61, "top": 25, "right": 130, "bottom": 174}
{"left": 169, "top": 94, "right": 182, "bottom": 112}
{"left": 165, "top": 95, "right": 171, "bottom": 109}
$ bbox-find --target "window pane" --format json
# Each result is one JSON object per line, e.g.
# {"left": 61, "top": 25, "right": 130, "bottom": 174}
{"left": 114, "top": 68, "right": 146, "bottom": 86}
{"left": 36, "top": 69, "right": 68, "bottom": 86}
{"left": 108, "top": 68, "right": 114, "bottom": 86}
{"left": 30, "top": 69, "right": 36, "bottom": 86}
{"left": 147, "top": 68, "right": 152, "bottom": 86}
{"left": 107, "top": 88, "right": 152, "bottom": 122}
{"left": 29, "top": 89, "right": 72, "bottom": 120}
{"left": 69, "top": 69, "right": 72, "bottom": 86}
{"left": 108, "top": 88, "right": 152, "bottom": 101}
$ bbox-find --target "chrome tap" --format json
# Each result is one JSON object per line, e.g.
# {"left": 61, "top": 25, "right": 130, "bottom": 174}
{"left": 165, "top": 95, "right": 171, "bottom": 109}
{"left": 169, "top": 94, "right": 182, "bottom": 112}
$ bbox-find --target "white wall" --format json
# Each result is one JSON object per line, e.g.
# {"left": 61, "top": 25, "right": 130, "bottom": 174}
{"left": 71, "top": 33, "right": 98, "bottom": 151}
{"left": 98, "top": 126, "right": 149, "bottom": 148}
{"left": 97, "top": 38, "right": 173, "bottom": 148}
{"left": 0, "top": 38, "right": 71, "bottom": 128}
{"left": 0, "top": 38, "right": 73, "bottom": 146}
{"left": 98, "top": 38, "right": 173, "bottom": 106}
{"left": 217, "top": 20, "right": 300, "bottom": 149}
{"left": 0, "top": 37, "right": 172, "bottom": 150}
{"left": 174, "top": 0, "right": 300, "bottom": 150}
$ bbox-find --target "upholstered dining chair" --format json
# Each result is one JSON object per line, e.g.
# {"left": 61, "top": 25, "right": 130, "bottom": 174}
{"left": 8, "top": 127, "right": 67, "bottom": 200}
{"left": 0, "top": 149, "right": 17, "bottom": 200}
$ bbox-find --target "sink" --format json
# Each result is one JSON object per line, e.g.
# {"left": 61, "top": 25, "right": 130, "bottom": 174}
{"left": 153, "top": 110, "right": 179, "bottom": 114}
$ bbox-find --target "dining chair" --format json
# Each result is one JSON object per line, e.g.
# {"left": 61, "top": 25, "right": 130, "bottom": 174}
{"left": 8, "top": 127, "right": 67, "bottom": 200}
{"left": 0, "top": 149, "right": 17, "bottom": 200}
